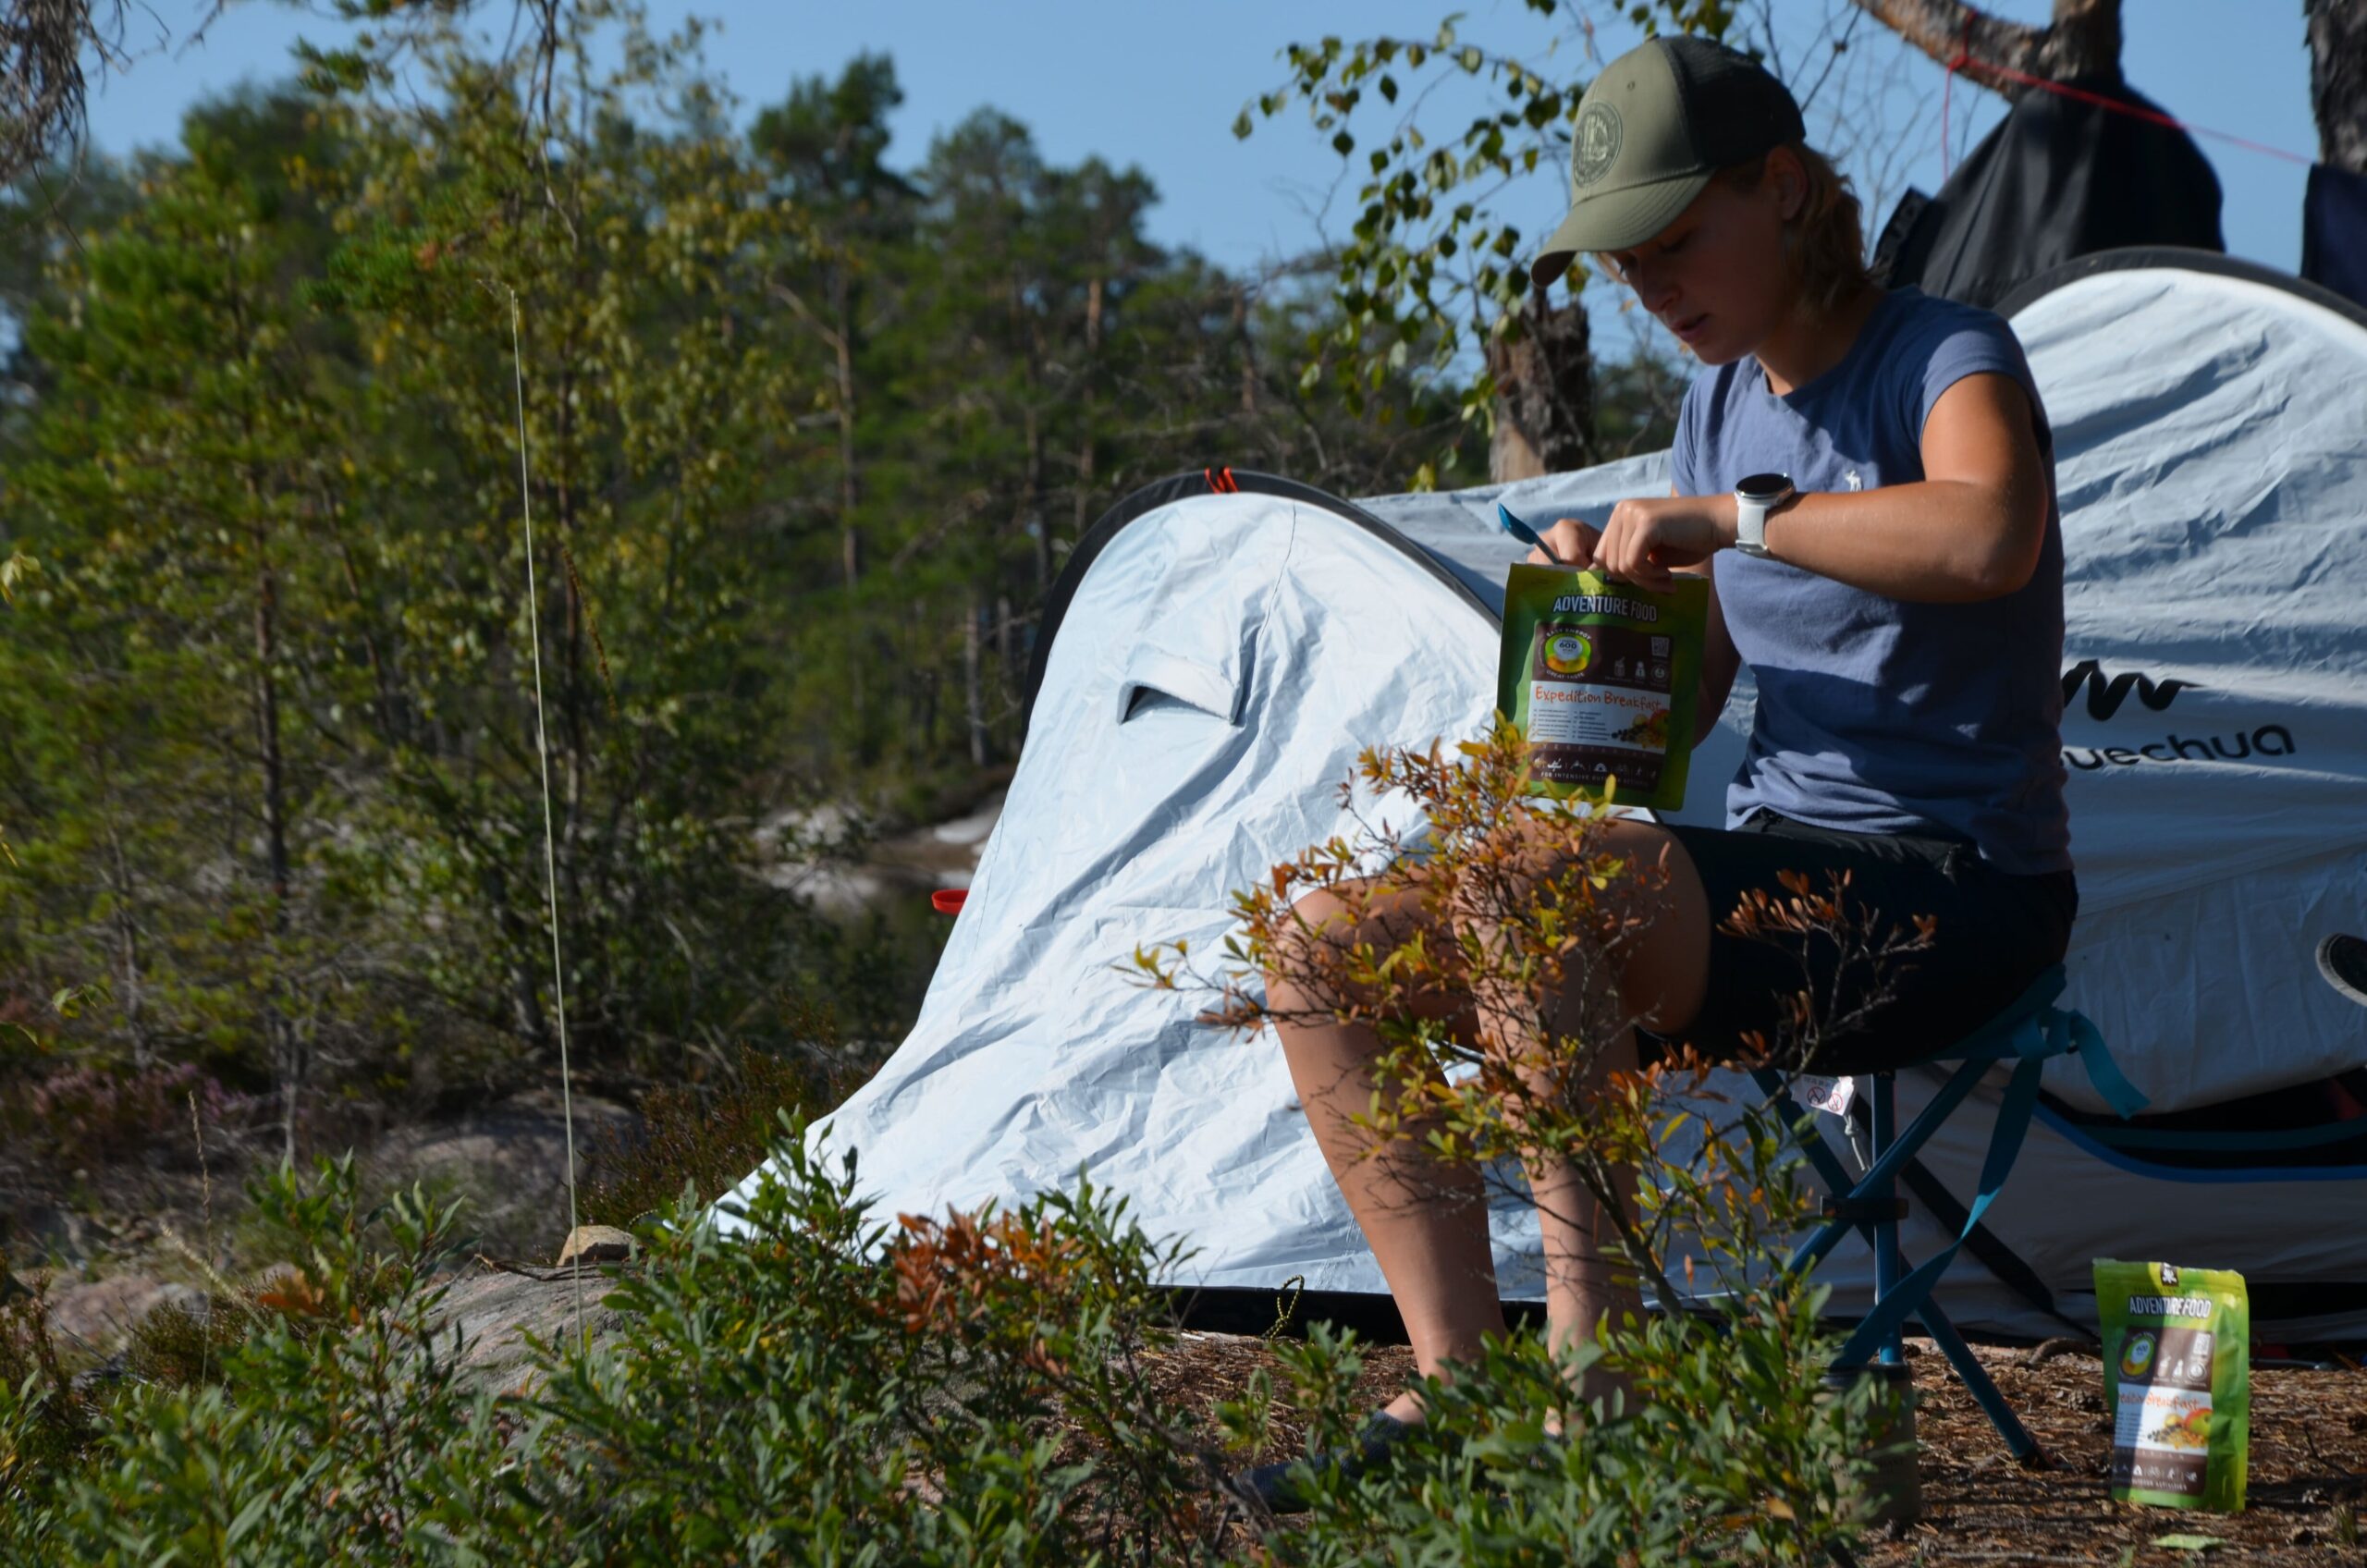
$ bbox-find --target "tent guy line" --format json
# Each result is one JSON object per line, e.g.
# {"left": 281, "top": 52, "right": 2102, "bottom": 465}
{"left": 497, "top": 278, "right": 589, "bottom": 1354}
{"left": 1942, "top": 48, "right": 2314, "bottom": 178}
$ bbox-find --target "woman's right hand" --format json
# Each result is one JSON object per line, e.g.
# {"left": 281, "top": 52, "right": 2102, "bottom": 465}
{"left": 1527, "top": 517, "right": 1601, "bottom": 570}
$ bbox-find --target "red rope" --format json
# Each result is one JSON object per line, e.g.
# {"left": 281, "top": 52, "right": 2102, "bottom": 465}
{"left": 1940, "top": 43, "right": 2314, "bottom": 175}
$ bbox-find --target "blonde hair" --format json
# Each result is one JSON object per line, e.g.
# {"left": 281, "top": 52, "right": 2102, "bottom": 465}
{"left": 1719, "top": 141, "right": 1870, "bottom": 313}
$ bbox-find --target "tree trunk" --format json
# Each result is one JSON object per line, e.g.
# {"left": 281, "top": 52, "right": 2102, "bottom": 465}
{"left": 2308, "top": 0, "right": 2367, "bottom": 174}
{"left": 1846, "top": 0, "right": 2122, "bottom": 97}
{"left": 236, "top": 360, "right": 294, "bottom": 1147}
{"left": 1023, "top": 404, "right": 1049, "bottom": 596}
{"left": 553, "top": 359, "right": 586, "bottom": 832}
{"left": 252, "top": 541, "right": 300, "bottom": 1163}
{"left": 1073, "top": 275, "right": 1102, "bottom": 545}
{"left": 250, "top": 556, "right": 290, "bottom": 919}
{"left": 833, "top": 265, "right": 864, "bottom": 589}
{"left": 479, "top": 858, "right": 552, "bottom": 1053}
{"left": 104, "top": 823, "right": 147, "bottom": 1069}
{"left": 963, "top": 591, "right": 987, "bottom": 767}
{"left": 1233, "top": 286, "right": 1259, "bottom": 416}
{"left": 1487, "top": 291, "right": 1596, "bottom": 483}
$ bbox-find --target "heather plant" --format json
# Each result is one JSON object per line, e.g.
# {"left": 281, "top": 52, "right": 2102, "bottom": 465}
{"left": 6, "top": 1060, "right": 260, "bottom": 1172}
{"left": 1135, "top": 717, "right": 1927, "bottom": 1562}
{"left": 578, "top": 1036, "right": 840, "bottom": 1229}
{"left": 119, "top": 1291, "right": 261, "bottom": 1390}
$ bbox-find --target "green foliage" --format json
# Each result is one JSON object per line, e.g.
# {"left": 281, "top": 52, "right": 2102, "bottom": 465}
{"left": 2, "top": 1156, "right": 511, "bottom": 1563}
{"left": 0, "top": 10, "right": 1475, "bottom": 1145}
{"left": 1237, "top": 3, "right": 1739, "bottom": 479}
{"left": 1, "top": 1124, "right": 1233, "bottom": 1564}
{"left": 1230, "top": 1291, "right": 1875, "bottom": 1564}
{"left": 510, "top": 1128, "right": 1220, "bottom": 1562}
{"left": 2, "top": 1109, "right": 1885, "bottom": 1564}
{"left": 0, "top": 548, "right": 35, "bottom": 605}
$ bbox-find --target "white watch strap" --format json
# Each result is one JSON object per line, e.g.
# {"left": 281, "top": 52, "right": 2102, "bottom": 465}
{"left": 1735, "top": 494, "right": 1772, "bottom": 554}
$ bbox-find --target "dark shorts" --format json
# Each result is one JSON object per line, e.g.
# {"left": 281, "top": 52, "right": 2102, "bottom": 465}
{"left": 1644, "top": 811, "right": 2078, "bottom": 1074}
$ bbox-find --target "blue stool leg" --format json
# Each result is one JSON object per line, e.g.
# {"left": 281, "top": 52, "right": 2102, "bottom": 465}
{"left": 1913, "top": 1288, "right": 2044, "bottom": 1462}
{"left": 1753, "top": 1061, "right": 2052, "bottom": 1461}
{"left": 1871, "top": 1072, "right": 1904, "bottom": 1369}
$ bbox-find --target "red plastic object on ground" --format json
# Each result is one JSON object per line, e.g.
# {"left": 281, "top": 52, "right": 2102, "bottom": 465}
{"left": 931, "top": 888, "right": 968, "bottom": 915}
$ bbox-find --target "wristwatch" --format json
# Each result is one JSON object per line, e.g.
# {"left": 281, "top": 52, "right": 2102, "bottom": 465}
{"left": 1732, "top": 472, "right": 1796, "bottom": 558}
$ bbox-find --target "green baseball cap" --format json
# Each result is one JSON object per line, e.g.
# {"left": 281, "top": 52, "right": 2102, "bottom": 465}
{"left": 1532, "top": 36, "right": 1806, "bottom": 288}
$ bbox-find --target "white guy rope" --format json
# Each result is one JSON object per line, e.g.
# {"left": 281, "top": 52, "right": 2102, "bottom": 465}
{"left": 504, "top": 284, "right": 588, "bottom": 1351}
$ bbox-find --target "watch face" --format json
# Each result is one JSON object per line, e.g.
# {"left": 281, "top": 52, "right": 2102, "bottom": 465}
{"left": 1735, "top": 471, "right": 1793, "bottom": 502}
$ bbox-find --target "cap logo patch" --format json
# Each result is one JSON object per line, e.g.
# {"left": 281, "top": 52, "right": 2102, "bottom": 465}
{"left": 1573, "top": 103, "right": 1622, "bottom": 188}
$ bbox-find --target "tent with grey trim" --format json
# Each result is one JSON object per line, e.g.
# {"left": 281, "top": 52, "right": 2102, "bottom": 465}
{"left": 717, "top": 250, "right": 2367, "bottom": 1342}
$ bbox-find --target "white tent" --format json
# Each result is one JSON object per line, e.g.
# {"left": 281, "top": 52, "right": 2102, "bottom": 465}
{"left": 719, "top": 251, "right": 2367, "bottom": 1341}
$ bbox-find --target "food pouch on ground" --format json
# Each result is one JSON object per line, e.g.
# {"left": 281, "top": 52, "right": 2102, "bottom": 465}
{"left": 2095, "top": 1258, "right": 2250, "bottom": 1512}
{"left": 1498, "top": 564, "right": 1707, "bottom": 811}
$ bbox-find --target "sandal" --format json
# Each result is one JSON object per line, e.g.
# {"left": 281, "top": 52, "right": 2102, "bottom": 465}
{"left": 1225, "top": 1411, "right": 1413, "bottom": 1515}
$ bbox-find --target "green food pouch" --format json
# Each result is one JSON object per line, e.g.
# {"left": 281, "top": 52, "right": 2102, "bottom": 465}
{"left": 2094, "top": 1258, "right": 2250, "bottom": 1512}
{"left": 1498, "top": 563, "right": 1707, "bottom": 812}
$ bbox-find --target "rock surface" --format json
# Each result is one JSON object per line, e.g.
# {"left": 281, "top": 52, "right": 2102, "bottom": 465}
{"left": 40, "top": 1273, "right": 207, "bottom": 1351}
{"left": 433, "top": 1266, "right": 632, "bottom": 1392}
{"left": 555, "top": 1224, "right": 635, "bottom": 1267}
{"left": 365, "top": 1089, "right": 634, "bottom": 1260}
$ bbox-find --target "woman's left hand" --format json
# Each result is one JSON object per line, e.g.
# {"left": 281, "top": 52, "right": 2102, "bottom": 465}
{"left": 1595, "top": 495, "right": 1736, "bottom": 591}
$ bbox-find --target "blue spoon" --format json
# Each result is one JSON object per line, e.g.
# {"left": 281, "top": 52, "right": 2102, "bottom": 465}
{"left": 1497, "top": 501, "right": 1567, "bottom": 565}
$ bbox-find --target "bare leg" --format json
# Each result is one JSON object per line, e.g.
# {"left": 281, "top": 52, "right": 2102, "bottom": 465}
{"left": 1497, "top": 820, "right": 1711, "bottom": 1413}
{"left": 1267, "top": 819, "right": 1711, "bottom": 1427}
{"left": 1516, "top": 1027, "right": 1644, "bottom": 1414}
{"left": 1269, "top": 923, "right": 1504, "bottom": 1425}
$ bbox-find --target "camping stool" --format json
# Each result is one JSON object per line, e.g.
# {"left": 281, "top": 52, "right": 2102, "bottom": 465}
{"left": 1750, "top": 962, "right": 2149, "bottom": 1464}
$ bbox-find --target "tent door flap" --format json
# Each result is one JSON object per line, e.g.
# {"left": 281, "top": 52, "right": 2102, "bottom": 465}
{"left": 1116, "top": 648, "right": 1244, "bottom": 727}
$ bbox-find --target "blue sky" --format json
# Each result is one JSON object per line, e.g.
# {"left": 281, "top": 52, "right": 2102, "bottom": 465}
{"left": 80, "top": 1, "right": 2320, "bottom": 358}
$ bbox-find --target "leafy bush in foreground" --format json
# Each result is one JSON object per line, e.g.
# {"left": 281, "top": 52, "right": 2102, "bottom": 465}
{"left": 2, "top": 741, "right": 1899, "bottom": 1563}
{"left": 3, "top": 1121, "right": 1879, "bottom": 1566}
{"left": 1, "top": 1130, "right": 1232, "bottom": 1565}
{"left": 514, "top": 1132, "right": 1223, "bottom": 1562}
{"left": 1, "top": 1158, "right": 513, "bottom": 1563}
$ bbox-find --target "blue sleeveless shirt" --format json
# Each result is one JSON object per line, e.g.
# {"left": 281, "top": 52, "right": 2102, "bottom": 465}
{"left": 1672, "top": 287, "right": 2072, "bottom": 876}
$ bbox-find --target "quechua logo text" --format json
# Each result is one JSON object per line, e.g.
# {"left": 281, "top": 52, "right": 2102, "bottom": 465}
{"left": 2061, "top": 660, "right": 2201, "bottom": 721}
{"left": 2059, "top": 659, "right": 2299, "bottom": 770}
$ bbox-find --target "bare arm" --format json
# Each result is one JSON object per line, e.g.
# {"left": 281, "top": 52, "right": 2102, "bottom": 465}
{"left": 1752, "top": 373, "right": 2049, "bottom": 600}
{"left": 1528, "top": 484, "right": 1741, "bottom": 744}
{"left": 1546, "top": 372, "right": 2052, "bottom": 603}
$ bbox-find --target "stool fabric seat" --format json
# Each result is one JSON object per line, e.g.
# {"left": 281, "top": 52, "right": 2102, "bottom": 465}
{"left": 1753, "top": 962, "right": 2146, "bottom": 1459}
